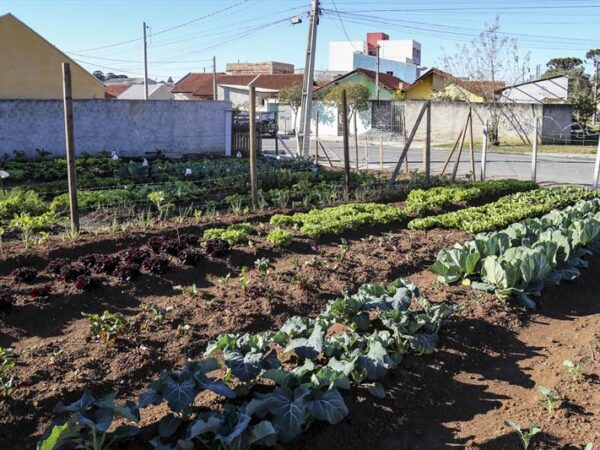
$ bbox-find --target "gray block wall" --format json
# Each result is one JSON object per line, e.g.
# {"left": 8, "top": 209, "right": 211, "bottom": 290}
{"left": 0, "top": 99, "right": 232, "bottom": 157}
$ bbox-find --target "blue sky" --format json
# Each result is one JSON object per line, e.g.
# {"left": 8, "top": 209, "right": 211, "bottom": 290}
{"left": 3, "top": 0, "right": 600, "bottom": 82}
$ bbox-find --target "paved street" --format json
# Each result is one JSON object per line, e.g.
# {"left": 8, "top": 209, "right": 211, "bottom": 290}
{"left": 263, "top": 137, "right": 598, "bottom": 186}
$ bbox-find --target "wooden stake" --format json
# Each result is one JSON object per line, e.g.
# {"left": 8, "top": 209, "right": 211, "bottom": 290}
{"left": 364, "top": 137, "right": 369, "bottom": 170}
{"left": 379, "top": 137, "right": 384, "bottom": 172}
{"left": 318, "top": 139, "right": 334, "bottom": 167}
{"left": 451, "top": 109, "right": 470, "bottom": 182}
{"left": 390, "top": 101, "right": 428, "bottom": 185}
{"left": 481, "top": 120, "right": 489, "bottom": 181}
{"left": 314, "top": 112, "right": 319, "bottom": 164}
{"left": 62, "top": 63, "right": 79, "bottom": 233}
{"left": 249, "top": 86, "right": 258, "bottom": 209}
{"left": 531, "top": 117, "right": 539, "bottom": 182}
{"left": 468, "top": 108, "right": 476, "bottom": 181}
{"left": 441, "top": 124, "right": 465, "bottom": 175}
{"left": 342, "top": 90, "right": 351, "bottom": 193}
{"left": 354, "top": 113, "right": 359, "bottom": 170}
{"left": 424, "top": 100, "right": 431, "bottom": 183}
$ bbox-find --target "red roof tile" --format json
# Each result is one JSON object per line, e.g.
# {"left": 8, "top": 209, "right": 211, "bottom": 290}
{"left": 104, "top": 84, "right": 130, "bottom": 99}
{"left": 314, "top": 68, "right": 406, "bottom": 94}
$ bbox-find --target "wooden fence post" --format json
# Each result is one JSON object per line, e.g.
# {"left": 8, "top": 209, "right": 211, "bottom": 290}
{"left": 379, "top": 137, "right": 384, "bottom": 172}
{"left": 389, "top": 101, "right": 428, "bottom": 185}
{"left": 342, "top": 90, "right": 351, "bottom": 193}
{"left": 354, "top": 113, "right": 359, "bottom": 170}
{"left": 364, "top": 137, "right": 369, "bottom": 170}
{"left": 593, "top": 137, "right": 600, "bottom": 190}
{"left": 314, "top": 112, "right": 319, "bottom": 164}
{"left": 424, "top": 100, "right": 431, "bottom": 183}
{"left": 531, "top": 117, "right": 539, "bottom": 182}
{"left": 451, "top": 109, "right": 471, "bottom": 182}
{"left": 62, "top": 63, "right": 79, "bottom": 233}
{"left": 481, "top": 120, "right": 489, "bottom": 181}
{"left": 249, "top": 86, "right": 258, "bottom": 209}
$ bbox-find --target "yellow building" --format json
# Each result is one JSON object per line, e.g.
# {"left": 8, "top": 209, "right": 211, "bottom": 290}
{"left": 0, "top": 13, "right": 104, "bottom": 99}
{"left": 405, "top": 68, "right": 503, "bottom": 103}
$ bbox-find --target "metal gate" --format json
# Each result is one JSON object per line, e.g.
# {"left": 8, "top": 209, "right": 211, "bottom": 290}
{"left": 371, "top": 100, "right": 404, "bottom": 133}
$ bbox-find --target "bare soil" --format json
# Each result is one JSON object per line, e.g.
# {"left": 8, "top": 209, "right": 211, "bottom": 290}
{"left": 0, "top": 211, "right": 599, "bottom": 449}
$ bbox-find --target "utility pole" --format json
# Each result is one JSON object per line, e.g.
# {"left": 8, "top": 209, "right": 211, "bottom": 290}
{"left": 143, "top": 22, "right": 149, "bottom": 100}
{"left": 212, "top": 56, "right": 217, "bottom": 101}
{"left": 298, "top": 0, "right": 320, "bottom": 156}
{"left": 376, "top": 45, "right": 381, "bottom": 101}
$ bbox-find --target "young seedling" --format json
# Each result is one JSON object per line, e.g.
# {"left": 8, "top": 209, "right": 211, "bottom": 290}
{"left": 140, "top": 303, "right": 172, "bottom": 329}
{"left": 174, "top": 284, "right": 199, "bottom": 299}
{"left": 239, "top": 267, "right": 251, "bottom": 292}
{"left": 0, "top": 347, "right": 15, "bottom": 397}
{"left": 563, "top": 359, "right": 583, "bottom": 381}
{"left": 505, "top": 421, "right": 541, "bottom": 450}
{"left": 537, "top": 386, "right": 561, "bottom": 413}
{"left": 83, "top": 310, "right": 131, "bottom": 345}
{"left": 254, "top": 257, "right": 272, "bottom": 276}
{"left": 218, "top": 273, "right": 231, "bottom": 284}
{"left": 337, "top": 238, "right": 350, "bottom": 262}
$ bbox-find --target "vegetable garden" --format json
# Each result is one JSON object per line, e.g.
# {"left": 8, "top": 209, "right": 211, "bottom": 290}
{"left": 0, "top": 153, "right": 599, "bottom": 449}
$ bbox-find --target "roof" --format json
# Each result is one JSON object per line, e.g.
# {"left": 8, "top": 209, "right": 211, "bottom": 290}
{"left": 314, "top": 68, "right": 407, "bottom": 94}
{"left": 498, "top": 74, "right": 567, "bottom": 92}
{"left": 104, "top": 84, "right": 130, "bottom": 99}
{"left": 118, "top": 84, "right": 168, "bottom": 100}
{"left": 0, "top": 13, "right": 105, "bottom": 90}
{"left": 172, "top": 73, "right": 305, "bottom": 97}
{"left": 104, "top": 77, "right": 156, "bottom": 85}
{"left": 409, "top": 67, "right": 505, "bottom": 101}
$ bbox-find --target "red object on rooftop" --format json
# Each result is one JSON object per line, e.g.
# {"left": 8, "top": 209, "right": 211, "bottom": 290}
{"left": 366, "top": 32, "right": 389, "bottom": 54}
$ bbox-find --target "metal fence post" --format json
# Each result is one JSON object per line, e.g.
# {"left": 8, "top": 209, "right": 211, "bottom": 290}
{"left": 480, "top": 120, "right": 489, "bottom": 181}
{"left": 531, "top": 117, "right": 538, "bottom": 182}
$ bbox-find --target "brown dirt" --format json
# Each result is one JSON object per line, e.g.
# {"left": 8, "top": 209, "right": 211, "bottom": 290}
{"left": 1, "top": 211, "right": 599, "bottom": 449}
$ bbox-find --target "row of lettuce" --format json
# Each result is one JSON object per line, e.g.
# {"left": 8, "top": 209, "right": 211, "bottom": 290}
{"left": 39, "top": 280, "right": 454, "bottom": 449}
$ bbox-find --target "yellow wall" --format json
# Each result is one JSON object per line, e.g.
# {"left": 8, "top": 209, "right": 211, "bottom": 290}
{"left": 406, "top": 72, "right": 485, "bottom": 103}
{"left": 0, "top": 14, "right": 104, "bottom": 99}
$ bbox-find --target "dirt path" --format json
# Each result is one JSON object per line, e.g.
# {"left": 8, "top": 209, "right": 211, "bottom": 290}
{"left": 298, "top": 257, "right": 600, "bottom": 450}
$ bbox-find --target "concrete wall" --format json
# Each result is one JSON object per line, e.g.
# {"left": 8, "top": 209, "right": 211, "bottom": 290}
{"left": 0, "top": 99, "right": 232, "bottom": 157}
{"left": 402, "top": 100, "right": 572, "bottom": 144}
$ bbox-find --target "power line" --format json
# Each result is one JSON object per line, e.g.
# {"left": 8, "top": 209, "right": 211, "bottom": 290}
{"left": 69, "top": 0, "right": 254, "bottom": 52}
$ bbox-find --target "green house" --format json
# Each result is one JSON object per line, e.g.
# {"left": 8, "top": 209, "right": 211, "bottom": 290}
{"left": 314, "top": 68, "right": 407, "bottom": 100}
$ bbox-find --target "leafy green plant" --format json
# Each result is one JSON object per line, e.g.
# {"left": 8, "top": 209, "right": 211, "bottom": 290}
{"left": 271, "top": 203, "right": 405, "bottom": 239}
{"left": 203, "top": 223, "right": 256, "bottom": 246}
{"left": 83, "top": 311, "right": 131, "bottom": 345}
{"left": 239, "top": 267, "right": 251, "bottom": 292}
{"left": 37, "top": 391, "right": 140, "bottom": 450}
{"left": 140, "top": 304, "right": 172, "bottom": 329}
{"left": 148, "top": 191, "right": 169, "bottom": 219}
{"left": 254, "top": 257, "right": 272, "bottom": 276}
{"left": 266, "top": 227, "right": 293, "bottom": 247}
{"left": 0, "top": 347, "right": 15, "bottom": 397}
{"left": 410, "top": 186, "right": 595, "bottom": 232}
{"left": 537, "top": 386, "right": 561, "bottom": 413}
{"left": 174, "top": 284, "right": 199, "bottom": 298}
{"left": 563, "top": 359, "right": 583, "bottom": 381}
{"left": 505, "top": 421, "right": 541, "bottom": 450}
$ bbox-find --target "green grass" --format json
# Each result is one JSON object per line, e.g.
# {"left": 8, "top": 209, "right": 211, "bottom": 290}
{"left": 435, "top": 143, "right": 597, "bottom": 155}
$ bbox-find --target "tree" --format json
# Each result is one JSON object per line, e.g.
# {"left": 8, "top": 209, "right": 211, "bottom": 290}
{"left": 93, "top": 70, "right": 105, "bottom": 81}
{"left": 442, "top": 17, "right": 530, "bottom": 145}
{"left": 585, "top": 49, "right": 600, "bottom": 123}
{"left": 323, "top": 83, "right": 370, "bottom": 120}
{"left": 278, "top": 84, "right": 303, "bottom": 132}
{"left": 546, "top": 57, "right": 584, "bottom": 72}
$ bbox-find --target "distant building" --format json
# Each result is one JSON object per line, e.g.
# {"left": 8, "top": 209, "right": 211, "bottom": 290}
{"left": 405, "top": 68, "right": 504, "bottom": 103}
{"left": 0, "top": 13, "right": 104, "bottom": 99}
{"left": 328, "top": 32, "right": 420, "bottom": 83}
{"left": 498, "top": 75, "right": 569, "bottom": 104}
{"left": 314, "top": 68, "right": 407, "bottom": 101}
{"left": 226, "top": 61, "right": 294, "bottom": 75}
{"left": 115, "top": 84, "right": 174, "bottom": 100}
{"left": 104, "top": 77, "right": 156, "bottom": 86}
{"left": 172, "top": 73, "right": 304, "bottom": 105}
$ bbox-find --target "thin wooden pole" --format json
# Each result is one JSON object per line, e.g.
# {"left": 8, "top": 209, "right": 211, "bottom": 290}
{"left": 249, "top": 86, "right": 258, "bottom": 209}
{"left": 469, "top": 109, "right": 476, "bottom": 181}
{"left": 451, "top": 109, "right": 470, "bottom": 182}
{"left": 424, "top": 100, "right": 431, "bottom": 183}
{"left": 593, "top": 137, "right": 600, "bottom": 190}
{"left": 314, "top": 112, "right": 319, "bottom": 164}
{"left": 62, "top": 63, "right": 79, "bottom": 233}
{"left": 531, "top": 117, "right": 539, "bottom": 182}
{"left": 318, "top": 139, "right": 334, "bottom": 167}
{"left": 390, "top": 101, "right": 428, "bottom": 185}
{"left": 342, "top": 90, "right": 351, "bottom": 193}
{"left": 481, "top": 120, "right": 489, "bottom": 181}
{"left": 364, "top": 137, "right": 369, "bottom": 170}
{"left": 354, "top": 113, "right": 359, "bottom": 170}
{"left": 441, "top": 124, "right": 466, "bottom": 175}
{"left": 379, "top": 137, "right": 384, "bottom": 172}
